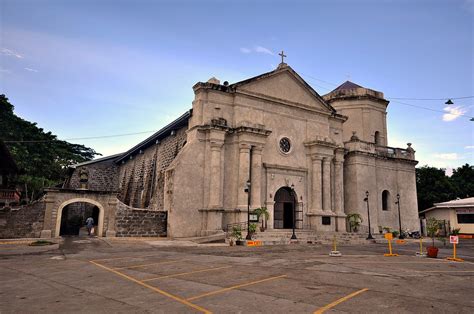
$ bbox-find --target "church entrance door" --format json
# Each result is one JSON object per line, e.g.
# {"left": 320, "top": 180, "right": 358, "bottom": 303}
{"left": 274, "top": 187, "right": 297, "bottom": 229}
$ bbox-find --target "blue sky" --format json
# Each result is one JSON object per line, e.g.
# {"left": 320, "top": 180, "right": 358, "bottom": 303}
{"left": 1, "top": 0, "right": 473, "bottom": 170}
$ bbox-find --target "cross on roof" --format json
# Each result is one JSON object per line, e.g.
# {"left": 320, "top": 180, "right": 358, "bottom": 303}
{"left": 278, "top": 50, "right": 287, "bottom": 64}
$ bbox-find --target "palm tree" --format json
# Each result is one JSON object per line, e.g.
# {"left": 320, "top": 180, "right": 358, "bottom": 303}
{"left": 254, "top": 207, "right": 269, "bottom": 231}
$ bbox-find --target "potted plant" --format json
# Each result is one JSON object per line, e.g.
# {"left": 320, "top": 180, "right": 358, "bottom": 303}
{"left": 392, "top": 230, "right": 400, "bottom": 238}
{"left": 450, "top": 228, "right": 460, "bottom": 235}
{"left": 254, "top": 207, "right": 269, "bottom": 232}
{"left": 346, "top": 213, "right": 362, "bottom": 232}
{"left": 231, "top": 225, "right": 244, "bottom": 245}
{"left": 426, "top": 217, "right": 440, "bottom": 258}
{"left": 248, "top": 223, "right": 257, "bottom": 239}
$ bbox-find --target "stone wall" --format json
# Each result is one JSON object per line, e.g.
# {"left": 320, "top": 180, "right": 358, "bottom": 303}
{"left": 67, "top": 159, "right": 119, "bottom": 191}
{"left": 115, "top": 201, "right": 167, "bottom": 237}
{"left": 0, "top": 200, "right": 46, "bottom": 238}
{"left": 118, "top": 126, "right": 187, "bottom": 209}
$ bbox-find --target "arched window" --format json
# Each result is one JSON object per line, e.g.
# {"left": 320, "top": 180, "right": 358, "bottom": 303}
{"left": 382, "top": 190, "right": 390, "bottom": 211}
{"left": 374, "top": 131, "right": 381, "bottom": 145}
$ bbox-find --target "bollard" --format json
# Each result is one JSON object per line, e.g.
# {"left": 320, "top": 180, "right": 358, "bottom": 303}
{"left": 384, "top": 232, "right": 398, "bottom": 257}
{"left": 329, "top": 235, "right": 342, "bottom": 257}
{"left": 415, "top": 237, "right": 426, "bottom": 257}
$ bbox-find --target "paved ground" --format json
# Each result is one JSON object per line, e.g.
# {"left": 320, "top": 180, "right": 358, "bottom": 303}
{"left": 1, "top": 237, "right": 474, "bottom": 313}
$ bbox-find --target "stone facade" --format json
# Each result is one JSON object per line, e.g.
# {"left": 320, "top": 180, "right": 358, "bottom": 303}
{"left": 115, "top": 201, "right": 167, "bottom": 237}
{"left": 117, "top": 127, "right": 187, "bottom": 209}
{"left": 0, "top": 200, "right": 45, "bottom": 238}
{"left": 65, "top": 157, "right": 119, "bottom": 192}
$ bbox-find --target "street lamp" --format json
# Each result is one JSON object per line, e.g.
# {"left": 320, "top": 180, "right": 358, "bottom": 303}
{"left": 245, "top": 179, "right": 252, "bottom": 240}
{"left": 290, "top": 183, "right": 297, "bottom": 240}
{"left": 364, "top": 191, "right": 374, "bottom": 240}
{"left": 395, "top": 193, "right": 404, "bottom": 239}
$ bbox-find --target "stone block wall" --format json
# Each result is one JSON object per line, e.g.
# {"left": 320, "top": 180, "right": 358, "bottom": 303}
{"left": 67, "top": 159, "right": 119, "bottom": 191}
{"left": 118, "top": 126, "right": 187, "bottom": 209}
{"left": 0, "top": 200, "right": 46, "bottom": 238}
{"left": 115, "top": 201, "right": 167, "bottom": 237}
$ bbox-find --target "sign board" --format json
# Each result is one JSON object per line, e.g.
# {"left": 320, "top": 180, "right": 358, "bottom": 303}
{"left": 450, "top": 235, "right": 459, "bottom": 244}
{"left": 384, "top": 233, "right": 393, "bottom": 240}
{"left": 246, "top": 240, "right": 262, "bottom": 247}
{"left": 249, "top": 214, "right": 259, "bottom": 223}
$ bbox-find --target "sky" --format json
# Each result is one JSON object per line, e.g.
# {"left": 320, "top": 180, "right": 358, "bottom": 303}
{"left": 1, "top": 0, "right": 473, "bottom": 170}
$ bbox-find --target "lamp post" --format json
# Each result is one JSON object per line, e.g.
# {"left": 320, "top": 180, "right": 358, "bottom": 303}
{"left": 290, "top": 183, "right": 297, "bottom": 240}
{"left": 364, "top": 191, "right": 374, "bottom": 240}
{"left": 245, "top": 179, "right": 252, "bottom": 240}
{"left": 395, "top": 193, "right": 404, "bottom": 239}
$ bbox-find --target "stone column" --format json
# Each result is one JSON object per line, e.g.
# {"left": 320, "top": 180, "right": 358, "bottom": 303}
{"left": 251, "top": 146, "right": 263, "bottom": 208}
{"left": 333, "top": 158, "right": 344, "bottom": 214}
{"left": 209, "top": 141, "right": 224, "bottom": 208}
{"left": 237, "top": 143, "right": 251, "bottom": 208}
{"left": 311, "top": 155, "right": 323, "bottom": 212}
{"left": 322, "top": 157, "right": 331, "bottom": 212}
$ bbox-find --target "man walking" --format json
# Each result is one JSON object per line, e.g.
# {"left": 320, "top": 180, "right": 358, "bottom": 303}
{"left": 85, "top": 216, "right": 94, "bottom": 236}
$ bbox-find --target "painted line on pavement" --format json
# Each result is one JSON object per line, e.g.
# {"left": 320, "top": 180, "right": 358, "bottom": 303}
{"left": 143, "top": 266, "right": 232, "bottom": 282}
{"left": 90, "top": 260, "right": 211, "bottom": 314}
{"left": 114, "top": 260, "right": 180, "bottom": 270}
{"left": 91, "top": 254, "right": 166, "bottom": 263}
{"left": 186, "top": 274, "right": 287, "bottom": 301}
{"left": 0, "top": 241, "right": 33, "bottom": 245}
{"left": 314, "top": 288, "right": 369, "bottom": 314}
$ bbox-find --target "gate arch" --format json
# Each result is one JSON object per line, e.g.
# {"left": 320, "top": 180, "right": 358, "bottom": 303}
{"left": 55, "top": 198, "right": 105, "bottom": 237}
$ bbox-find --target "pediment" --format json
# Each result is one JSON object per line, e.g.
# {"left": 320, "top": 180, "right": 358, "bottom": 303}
{"left": 232, "top": 67, "right": 334, "bottom": 113}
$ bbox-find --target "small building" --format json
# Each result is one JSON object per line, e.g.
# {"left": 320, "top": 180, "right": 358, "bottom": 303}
{"left": 0, "top": 141, "right": 20, "bottom": 206}
{"left": 420, "top": 197, "right": 474, "bottom": 235}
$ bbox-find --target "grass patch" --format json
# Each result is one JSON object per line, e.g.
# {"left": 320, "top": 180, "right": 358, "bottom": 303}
{"left": 29, "top": 240, "right": 55, "bottom": 246}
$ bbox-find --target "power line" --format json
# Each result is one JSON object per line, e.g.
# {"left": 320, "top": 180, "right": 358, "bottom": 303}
{"left": 3, "top": 130, "right": 157, "bottom": 143}
{"left": 388, "top": 96, "right": 474, "bottom": 101}
{"left": 390, "top": 100, "right": 473, "bottom": 119}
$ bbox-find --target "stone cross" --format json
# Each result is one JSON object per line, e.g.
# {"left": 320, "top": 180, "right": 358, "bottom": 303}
{"left": 278, "top": 50, "right": 287, "bottom": 64}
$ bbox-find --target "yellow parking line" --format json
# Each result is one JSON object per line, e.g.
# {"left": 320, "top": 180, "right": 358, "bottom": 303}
{"left": 143, "top": 266, "right": 232, "bottom": 282}
{"left": 187, "top": 274, "right": 287, "bottom": 301}
{"left": 114, "top": 260, "right": 179, "bottom": 270}
{"left": 422, "top": 270, "right": 474, "bottom": 273}
{"left": 91, "top": 254, "right": 164, "bottom": 263}
{"left": 314, "top": 288, "right": 369, "bottom": 314}
{"left": 90, "top": 261, "right": 211, "bottom": 314}
{"left": 0, "top": 241, "right": 33, "bottom": 245}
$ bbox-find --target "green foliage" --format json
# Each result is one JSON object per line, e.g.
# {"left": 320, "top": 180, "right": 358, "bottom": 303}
{"left": 426, "top": 217, "right": 440, "bottom": 247}
{"left": 392, "top": 230, "right": 399, "bottom": 238}
{"left": 0, "top": 94, "right": 100, "bottom": 200}
{"left": 416, "top": 164, "right": 473, "bottom": 211}
{"left": 346, "top": 213, "right": 362, "bottom": 232}
{"left": 450, "top": 228, "right": 461, "bottom": 235}
{"left": 254, "top": 207, "right": 269, "bottom": 230}
{"left": 231, "top": 225, "right": 243, "bottom": 240}
{"left": 248, "top": 223, "right": 257, "bottom": 234}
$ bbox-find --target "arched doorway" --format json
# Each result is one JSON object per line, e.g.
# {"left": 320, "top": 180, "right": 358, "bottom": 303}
{"left": 274, "top": 187, "right": 297, "bottom": 229}
{"left": 55, "top": 198, "right": 105, "bottom": 237}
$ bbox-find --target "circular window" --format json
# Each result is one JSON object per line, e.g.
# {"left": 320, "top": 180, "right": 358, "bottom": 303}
{"left": 279, "top": 137, "right": 291, "bottom": 154}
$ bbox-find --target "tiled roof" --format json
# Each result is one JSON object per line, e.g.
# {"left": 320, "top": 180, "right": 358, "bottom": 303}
{"left": 332, "top": 81, "right": 364, "bottom": 92}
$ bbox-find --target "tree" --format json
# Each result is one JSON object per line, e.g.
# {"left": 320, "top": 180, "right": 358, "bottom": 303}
{"left": 416, "top": 166, "right": 456, "bottom": 211}
{"left": 450, "top": 164, "right": 474, "bottom": 199}
{"left": 0, "top": 94, "right": 100, "bottom": 200}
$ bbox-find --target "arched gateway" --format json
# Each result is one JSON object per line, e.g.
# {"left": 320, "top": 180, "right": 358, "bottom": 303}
{"left": 39, "top": 188, "right": 118, "bottom": 238}
{"left": 273, "top": 187, "right": 297, "bottom": 229}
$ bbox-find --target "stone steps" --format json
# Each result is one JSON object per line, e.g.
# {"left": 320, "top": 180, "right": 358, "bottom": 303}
{"left": 244, "top": 230, "right": 376, "bottom": 245}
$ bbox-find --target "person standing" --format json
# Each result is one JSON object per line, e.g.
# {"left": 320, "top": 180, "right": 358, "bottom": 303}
{"left": 85, "top": 216, "right": 94, "bottom": 236}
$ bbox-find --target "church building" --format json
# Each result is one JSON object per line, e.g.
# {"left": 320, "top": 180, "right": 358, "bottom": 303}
{"left": 60, "top": 60, "right": 419, "bottom": 239}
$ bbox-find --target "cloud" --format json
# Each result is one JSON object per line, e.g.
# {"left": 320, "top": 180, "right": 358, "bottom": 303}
{"left": 465, "top": 145, "right": 474, "bottom": 149}
{"left": 24, "top": 67, "right": 39, "bottom": 72}
{"left": 0, "top": 68, "right": 10, "bottom": 73}
{"left": 433, "top": 153, "right": 461, "bottom": 160}
{"left": 1, "top": 48, "right": 24, "bottom": 59}
{"left": 254, "top": 46, "right": 274, "bottom": 55}
{"left": 239, "top": 46, "right": 275, "bottom": 56}
{"left": 442, "top": 106, "right": 467, "bottom": 121}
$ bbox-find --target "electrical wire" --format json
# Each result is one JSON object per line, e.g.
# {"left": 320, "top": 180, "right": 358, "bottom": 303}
{"left": 3, "top": 130, "right": 157, "bottom": 143}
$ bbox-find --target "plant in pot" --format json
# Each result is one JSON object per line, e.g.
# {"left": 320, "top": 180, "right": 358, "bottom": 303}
{"left": 231, "top": 225, "right": 244, "bottom": 245}
{"left": 346, "top": 213, "right": 362, "bottom": 232}
{"left": 254, "top": 207, "right": 269, "bottom": 232}
{"left": 248, "top": 223, "right": 257, "bottom": 239}
{"left": 392, "top": 230, "right": 400, "bottom": 238}
{"left": 426, "top": 217, "right": 440, "bottom": 258}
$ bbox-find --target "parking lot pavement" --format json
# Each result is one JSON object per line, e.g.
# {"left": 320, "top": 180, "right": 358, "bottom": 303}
{"left": 1, "top": 238, "right": 474, "bottom": 313}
